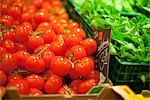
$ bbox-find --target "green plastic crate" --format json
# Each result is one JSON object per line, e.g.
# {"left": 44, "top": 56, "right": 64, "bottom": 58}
{"left": 109, "top": 56, "right": 150, "bottom": 93}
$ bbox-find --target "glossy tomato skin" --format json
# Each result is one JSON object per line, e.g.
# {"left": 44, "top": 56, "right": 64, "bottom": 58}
{"left": 0, "top": 53, "right": 17, "bottom": 73}
{"left": 0, "top": 46, "right": 7, "bottom": 56}
{"left": 84, "top": 70, "right": 100, "bottom": 82}
{"left": 2, "top": 39, "right": 17, "bottom": 53}
{"left": 74, "top": 57, "right": 94, "bottom": 77}
{"left": 71, "top": 27, "right": 86, "bottom": 39}
{"left": 0, "top": 70, "right": 7, "bottom": 86}
{"left": 1, "top": 15, "right": 14, "bottom": 28}
{"left": 24, "top": 74, "right": 44, "bottom": 90}
{"left": 57, "top": 85, "right": 77, "bottom": 95}
{"left": 66, "top": 45, "right": 87, "bottom": 62}
{"left": 29, "top": 88, "right": 43, "bottom": 96}
{"left": 82, "top": 38, "right": 97, "bottom": 56}
{"left": 44, "top": 74, "right": 63, "bottom": 94}
{"left": 34, "top": 44, "right": 51, "bottom": 54}
{"left": 25, "top": 55, "right": 45, "bottom": 73}
{"left": 15, "top": 50, "right": 30, "bottom": 68}
{"left": 69, "top": 70, "right": 79, "bottom": 80}
{"left": 69, "top": 79, "right": 82, "bottom": 92}
{"left": 78, "top": 79, "right": 98, "bottom": 94}
{"left": 50, "top": 56, "right": 72, "bottom": 76}
{"left": 2, "top": 31, "right": 16, "bottom": 41}
{"left": 7, "top": 74, "right": 23, "bottom": 82}
{"left": 7, "top": 79, "right": 30, "bottom": 95}
{"left": 42, "top": 49, "right": 55, "bottom": 69}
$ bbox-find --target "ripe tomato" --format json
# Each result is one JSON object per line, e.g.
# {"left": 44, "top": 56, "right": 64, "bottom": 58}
{"left": 84, "top": 70, "right": 100, "bottom": 82}
{"left": 78, "top": 79, "right": 98, "bottom": 94}
{"left": 7, "top": 74, "right": 23, "bottom": 82}
{"left": 15, "top": 50, "right": 30, "bottom": 68}
{"left": 22, "top": 22, "right": 33, "bottom": 32}
{"left": 2, "top": 31, "right": 16, "bottom": 41}
{"left": 57, "top": 85, "right": 77, "bottom": 95}
{"left": 42, "top": 49, "right": 55, "bottom": 69}
{"left": 37, "top": 22, "right": 51, "bottom": 30}
{"left": 50, "top": 56, "right": 72, "bottom": 76}
{"left": 69, "top": 79, "right": 82, "bottom": 92}
{"left": 34, "top": 44, "right": 51, "bottom": 54}
{"left": 66, "top": 45, "right": 87, "bottom": 62}
{"left": 44, "top": 74, "right": 63, "bottom": 94}
{"left": 71, "top": 27, "right": 86, "bottom": 39}
{"left": 41, "top": 69, "right": 53, "bottom": 80}
{"left": 82, "top": 38, "right": 97, "bottom": 56}
{"left": 0, "top": 46, "right": 7, "bottom": 56}
{"left": 27, "top": 35, "right": 44, "bottom": 50}
{"left": 65, "top": 33, "right": 82, "bottom": 48}
{"left": 25, "top": 55, "right": 45, "bottom": 73}
{"left": 29, "top": 88, "right": 43, "bottom": 96}
{"left": 69, "top": 70, "right": 79, "bottom": 80}
{"left": 2, "top": 39, "right": 17, "bottom": 53}
{"left": 24, "top": 74, "right": 44, "bottom": 90}
{"left": 7, "top": 79, "right": 30, "bottom": 95}
{"left": 0, "top": 52, "right": 17, "bottom": 73}
{"left": 1, "top": 15, "right": 14, "bottom": 28}
{"left": 74, "top": 57, "right": 94, "bottom": 77}
{"left": 0, "top": 70, "right": 7, "bottom": 86}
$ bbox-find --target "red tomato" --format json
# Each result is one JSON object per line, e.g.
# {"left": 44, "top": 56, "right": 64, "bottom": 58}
{"left": 2, "top": 31, "right": 16, "bottom": 41}
{"left": 34, "top": 44, "right": 51, "bottom": 54}
{"left": 44, "top": 74, "right": 63, "bottom": 94}
{"left": 32, "top": 0, "right": 44, "bottom": 9}
{"left": 0, "top": 3, "right": 9, "bottom": 15}
{"left": 37, "top": 22, "right": 51, "bottom": 30}
{"left": 69, "top": 70, "right": 79, "bottom": 80}
{"left": 25, "top": 55, "right": 45, "bottom": 73}
{"left": 69, "top": 79, "right": 82, "bottom": 92}
{"left": 27, "top": 35, "right": 44, "bottom": 50}
{"left": 15, "top": 50, "right": 30, "bottom": 68}
{"left": 57, "top": 85, "right": 77, "bottom": 95}
{"left": 41, "top": 69, "right": 53, "bottom": 80}
{"left": 82, "top": 38, "right": 97, "bottom": 56}
{"left": 84, "top": 70, "right": 100, "bottom": 82}
{"left": 71, "top": 27, "right": 86, "bottom": 39}
{"left": 78, "top": 79, "right": 98, "bottom": 94}
{"left": 0, "top": 46, "right": 7, "bottom": 56}
{"left": 74, "top": 57, "right": 94, "bottom": 77}
{"left": 2, "top": 39, "right": 17, "bottom": 53}
{"left": 7, "top": 74, "right": 23, "bottom": 82}
{"left": 15, "top": 43, "right": 27, "bottom": 51}
{"left": 7, "top": 79, "right": 30, "bottom": 95}
{"left": 24, "top": 74, "right": 44, "bottom": 90}
{"left": 69, "top": 21, "right": 79, "bottom": 29}
{"left": 65, "top": 33, "right": 82, "bottom": 48}
{"left": 29, "top": 88, "right": 43, "bottom": 96}
{"left": 42, "top": 49, "right": 55, "bottom": 69}
{"left": 0, "top": 70, "right": 7, "bottom": 86}
{"left": 66, "top": 45, "right": 87, "bottom": 62}
{"left": 1, "top": 15, "right": 14, "bottom": 28}
{"left": 50, "top": 56, "right": 72, "bottom": 76}
{"left": 42, "top": 28, "right": 56, "bottom": 43}
{"left": 0, "top": 52, "right": 17, "bottom": 73}
{"left": 22, "top": 22, "right": 33, "bottom": 32}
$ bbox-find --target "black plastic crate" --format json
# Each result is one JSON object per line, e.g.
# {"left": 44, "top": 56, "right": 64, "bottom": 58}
{"left": 109, "top": 56, "right": 150, "bottom": 93}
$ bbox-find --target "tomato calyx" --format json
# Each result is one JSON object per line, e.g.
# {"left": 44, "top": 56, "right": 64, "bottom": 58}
{"left": 63, "top": 85, "right": 72, "bottom": 94}
{"left": 30, "top": 31, "right": 44, "bottom": 36}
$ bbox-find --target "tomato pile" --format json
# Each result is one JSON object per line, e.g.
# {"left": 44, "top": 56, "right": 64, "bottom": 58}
{"left": 0, "top": 0, "right": 100, "bottom": 95}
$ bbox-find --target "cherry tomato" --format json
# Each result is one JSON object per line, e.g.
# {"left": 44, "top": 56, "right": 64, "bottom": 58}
{"left": 57, "top": 85, "right": 77, "bottom": 95}
{"left": 66, "top": 45, "right": 87, "bottom": 62}
{"left": 25, "top": 55, "right": 45, "bottom": 73}
{"left": 2, "top": 31, "right": 16, "bottom": 41}
{"left": 29, "top": 88, "right": 43, "bottom": 96}
{"left": 50, "top": 56, "right": 72, "bottom": 76}
{"left": 69, "top": 79, "right": 82, "bottom": 92}
{"left": 7, "top": 74, "right": 23, "bottom": 82}
{"left": 84, "top": 70, "right": 100, "bottom": 82}
{"left": 0, "top": 46, "right": 7, "bottom": 56}
{"left": 24, "top": 74, "right": 44, "bottom": 90}
{"left": 34, "top": 44, "right": 51, "bottom": 54}
{"left": 1, "top": 15, "right": 14, "bottom": 29}
{"left": 69, "top": 70, "right": 79, "bottom": 80}
{"left": 2, "top": 39, "right": 17, "bottom": 53}
{"left": 41, "top": 69, "right": 53, "bottom": 80}
{"left": 0, "top": 70, "right": 7, "bottom": 86}
{"left": 71, "top": 27, "right": 86, "bottom": 39}
{"left": 74, "top": 57, "right": 94, "bottom": 77}
{"left": 82, "top": 38, "right": 97, "bottom": 56}
{"left": 15, "top": 50, "right": 30, "bottom": 68}
{"left": 78, "top": 79, "right": 98, "bottom": 94}
{"left": 0, "top": 52, "right": 17, "bottom": 73}
{"left": 7, "top": 79, "right": 30, "bottom": 95}
{"left": 44, "top": 74, "right": 63, "bottom": 94}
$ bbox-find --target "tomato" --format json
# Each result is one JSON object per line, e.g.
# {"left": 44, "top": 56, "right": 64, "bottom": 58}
{"left": 42, "top": 49, "right": 55, "bottom": 69}
{"left": 66, "top": 45, "right": 87, "bottom": 62}
{"left": 69, "top": 79, "right": 82, "bottom": 92}
{"left": 15, "top": 50, "right": 30, "bottom": 68}
{"left": 77, "top": 79, "right": 98, "bottom": 94}
{"left": 57, "top": 85, "right": 77, "bottom": 95}
{"left": 25, "top": 55, "right": 45, "bottom": 73}
{"left": 41, "top": 69, "right": 53, "bottom": 80}
{"left": 44, "top": 74, "right": 63, "bottom": 94}
{"left": 15, "top": 43, "right": 27, "bottom": 51}
{"left": 25, "top": 74, "right": 44, "bottom": 90}
{"left": 7, "top": 79, "right": 30, "bottom": 95}
{"left": 0, "top": 52, "right": 17, "bottom": 73}
{"left": 15, "top": 25, "right": 30, "bottom": 43}
{"left": 69, "top": 70, "right": 79, "bottom": 80}
{"left": 27, "top": 35, "right": 44, "bottom": 50}
{"left": 0, "top": 3, "right": 9, "bottom": 15}
{"left": 32, "top": 0, "right": 44, "bottom": 9}
{"left": 29, "top": 88, "right": 43, "bottom": 96}
{"left": 69, "top": 21, "right": 79, "bottom": 29}
{"left": 7, "top": 74, "right": 23, "bottom": 82}
{"left": 50, "top": 56, "right": 72, "bottom": 76}
{"left": 82, "top": 38, "right": 97, "bottom": 56}
{"left": 42, "top": 28, "right": 56, "bottom": 43}
{"left": 2, "top": 31, "right": 16, "bottom": 41}
{"left": 0, "top": 70, "right": 7, "bottom": 86}
{"left": 71, "top": 27, "right": 86, "bottom": 39}
{"left": 37, "top": 22, "right": 51, "bottom": 30}
{"left": 2, "top": 39, "right": 17, "bottom": 53}
{"left": 0, "top": 46, "right": 7, "bottom": 56}
{"left": 22, "top": 22, "right": 33, "bottom": 32}
{"left": 65, "top": 33, "right": 82, "bottom": 48}
{"left": 34, "top": 44, "right": 51, "bottom": 54}
{"left": 84, "top": 70, "right": 100, "bottom": 82}
{"left": 74, "top": 57, "right": 94, "bottom": 77}
{"left": 1, "top": 15, "right": 14, "bottom": 28}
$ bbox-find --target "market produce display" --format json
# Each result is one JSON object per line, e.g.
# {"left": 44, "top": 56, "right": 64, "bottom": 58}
{"left": 0, "top": 0, "right": 100, "bottom": 95}
{"left": 71, "top": 0, "right": 150, "bottom": 63}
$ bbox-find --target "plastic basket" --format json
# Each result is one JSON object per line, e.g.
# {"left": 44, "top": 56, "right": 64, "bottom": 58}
{"left": 109, "top": 56, "right": 150, "bottom": 93}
